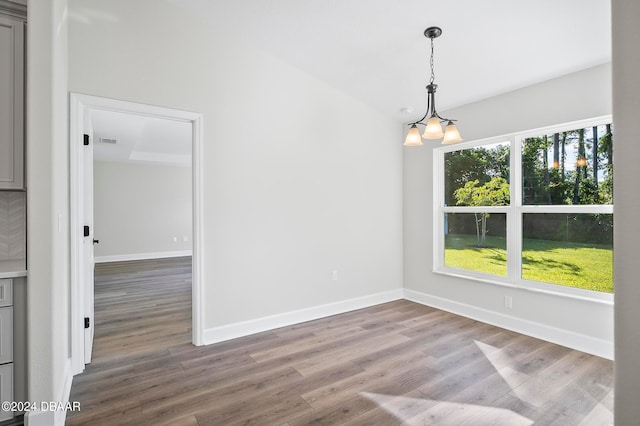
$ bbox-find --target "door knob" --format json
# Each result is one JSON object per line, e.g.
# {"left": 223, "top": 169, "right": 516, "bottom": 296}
{"left": 93, "top": 239, "right": 100, "bottom": 244}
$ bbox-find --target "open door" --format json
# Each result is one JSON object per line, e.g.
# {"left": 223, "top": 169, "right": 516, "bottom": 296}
{"left": 70, "top": 93, "right": 204, "bottom": 376}
{"left": 82, "top": 112, "right": 95, "bottom": 363}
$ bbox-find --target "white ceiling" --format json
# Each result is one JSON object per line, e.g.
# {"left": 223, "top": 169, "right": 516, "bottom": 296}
{"left": 183, "top": 0, "right": 611, "bottom": 122}
{"left": 92, "top": 0, "right": 610, "bottom": 163}
{"left": 91, "top": 109, "right": 192, "bottom": 166}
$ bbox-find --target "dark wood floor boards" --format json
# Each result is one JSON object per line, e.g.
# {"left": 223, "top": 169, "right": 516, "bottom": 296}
{"left": 66, "top": 257, "right": 613, "bottom": 425}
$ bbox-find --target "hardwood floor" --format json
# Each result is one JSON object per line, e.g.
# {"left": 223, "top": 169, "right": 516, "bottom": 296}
{"left": 66, "top": 257, "right": 613, "bottom": 425}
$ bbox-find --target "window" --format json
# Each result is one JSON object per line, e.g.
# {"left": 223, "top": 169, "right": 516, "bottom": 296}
{"left": 435, "top": 117, "right": 613, "bottom": 297}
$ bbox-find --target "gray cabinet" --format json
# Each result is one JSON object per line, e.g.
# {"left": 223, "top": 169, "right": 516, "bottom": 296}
{"left": 0, "top": 12, "right": 24, "bottom": 190}
{"left": 0, "top": 279, "right": 12, "bottom": 422}
{"left": 0, "top": 363, "right": 12, "bottom": 421}
{"left": 0, "top": 5, "right": 25, "bottom": 422}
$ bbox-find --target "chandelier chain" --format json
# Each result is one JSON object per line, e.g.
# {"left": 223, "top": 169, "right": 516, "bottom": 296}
{"left": 429, "top": 36, "right": 435, "bottom": 85}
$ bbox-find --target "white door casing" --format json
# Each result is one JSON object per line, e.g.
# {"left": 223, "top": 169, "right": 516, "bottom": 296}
{"left": 70, "top": 93, "right": 204, "bottom": 375}
{"left": 82, "top": 112, "right": 95, "bottom": 363}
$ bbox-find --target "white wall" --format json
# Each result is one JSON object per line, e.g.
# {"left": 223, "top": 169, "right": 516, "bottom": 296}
{"left": 27, "top": 0, "right": 640, "bottom": 424}
{"left": 404, "top": 64, "right": 613, "bottom": 358}
{"left": 68, "top": 0, "right": 403, "bottom": 329}
{"left": 93, "top": 161, "right": 192, "bottom": 260}
{"left": 29, "top": 1, "right": 640, "bottom": 424}
{"left": 26, "top": 0, "right": 71, "bottom": 424}
{"left": 612, "top": 0, "right": 640, "bottom": 422}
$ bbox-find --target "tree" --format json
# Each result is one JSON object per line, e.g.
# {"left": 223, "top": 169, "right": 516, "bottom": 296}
{"left": 444, "top": 145, "right": 509, "bottom": 206}
{"left": 543, "top": 135, "right": 551, "bottom": 204}
{"left": 561, "top": 132, "right": 567, "bottom": 180}
{"left": 522, "top": 136, "right": 556, "bottom": 204}
{"left": 592, "top": 126, "right": 599, "bottom": 190}
{"left": 573, "top": 129, "right": 586, "bottom": 204}
{"left": 454, "top": 177, "right": 510, "bottom": 247}
{"left": 522, "top": 137, "right": 545, "bottom": 204}
{"left": 600, "top": 124, "right": 613, "bottom": 203}
{"left": 603, "top": 124, "right": 613, "bottom": 166}
{"left": 553, "top": 133, "right": 560, "bottom": 170}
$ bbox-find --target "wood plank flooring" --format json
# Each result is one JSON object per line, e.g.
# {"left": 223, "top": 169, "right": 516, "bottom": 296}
{"left": 66, "top": 257, "right": 613, "bottom": 425}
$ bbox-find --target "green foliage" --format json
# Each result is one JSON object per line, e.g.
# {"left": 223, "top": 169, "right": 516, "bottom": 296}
{"left": 444, "top": 144, "right": 509, "bottom": 206}
{"left": 577, "top": 179, "right": 600, "bottom": 204}
{"left": 453, "top": 177, "right": 509, "bottom": 247}
{"left": 445, "top": 126, "right": 613, "bottom": 209}
{"left": 521, "top": 126, "right": 613, "bottom": 206}
{"left": 522, "top": 213, "right": 613, "bottom": 246}
{"left": 600, "top": 164, "right": 613, "bottom": 203}
{"left": 547, "top": 168, "right": 573, "bottom": 204}
{"left": 454, "top": 177, "right": 510, "bottom": 207}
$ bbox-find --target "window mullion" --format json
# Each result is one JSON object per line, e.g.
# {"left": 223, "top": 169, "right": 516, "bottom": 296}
{"left": 521, "top": 205, "right": 613, "bottom": 214}
{"left": 509, "top": 137, "right": 523, "bottom": 283}
{"left": 433, "top": 148, "right": 445, "bottom": 271}
{"left": 443, "top": 206, "right": 509, "bottom": 213}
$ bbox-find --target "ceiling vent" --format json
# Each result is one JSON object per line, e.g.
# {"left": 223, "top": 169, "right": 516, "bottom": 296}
{"left": 99, "top": 137, "right": 118, "bottom": 144}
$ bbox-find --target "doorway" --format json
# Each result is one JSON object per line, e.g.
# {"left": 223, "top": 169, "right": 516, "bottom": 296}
{"left": 69, "top": 94, "right": 204, "bottom": 375}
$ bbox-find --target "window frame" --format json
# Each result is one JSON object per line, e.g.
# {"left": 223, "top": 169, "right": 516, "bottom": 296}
{"left": 433, "top": 115, "right": 613, "bottom": 303}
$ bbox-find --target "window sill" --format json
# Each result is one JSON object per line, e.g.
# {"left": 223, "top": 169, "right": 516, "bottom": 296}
{"left": 433, "top": 267, "right": 614, "bottom": 306}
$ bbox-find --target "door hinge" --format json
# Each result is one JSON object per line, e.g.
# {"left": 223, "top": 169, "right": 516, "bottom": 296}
{"left": 83, "top": 134, "right": 90, "bottom": 146}
{"left": 83, "top": 225, "right": 90, "bottom": 237}
{"left": 84, "top": 317, "right": 90, "bottom": 329}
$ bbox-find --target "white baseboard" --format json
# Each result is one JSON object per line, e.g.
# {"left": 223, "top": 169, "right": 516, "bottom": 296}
{"left": 95, "top": 250, "right": 192, "bottom": 264}
{"left": 403, "top": 288, "right": 613, "bottom": 360}
{"left": 203, "top": 289, "right": 404, "bottom": 345}
{"left": 25, "top": 359, "right": 73, "bottom": 426}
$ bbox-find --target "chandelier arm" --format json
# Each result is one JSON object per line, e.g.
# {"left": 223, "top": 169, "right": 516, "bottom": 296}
{"left": 409, "top": 90, "right": 432, "bottom": 126}
{"left": 433, "top": 112, "right": 457, "bottom": 122}
{"left": 428, "top": 84, "right": 437, "bottom": 118}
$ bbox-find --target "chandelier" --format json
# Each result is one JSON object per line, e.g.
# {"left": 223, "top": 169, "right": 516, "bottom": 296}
{"left": 403, "top": 26, "right": 463, "bottom": 146}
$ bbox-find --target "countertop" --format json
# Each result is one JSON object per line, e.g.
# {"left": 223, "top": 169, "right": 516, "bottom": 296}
{"left": 0, "top": 259, "right": 27, "bottom": 278}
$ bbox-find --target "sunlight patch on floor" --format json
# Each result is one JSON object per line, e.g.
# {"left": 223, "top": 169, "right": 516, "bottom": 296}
{"left": 360, "top": 392, "right": 533, "bottom": 425}
{"left": 474, "top": 340, "right": 540, "bottom": 405}
{"left": 359, "top": 340, "right": 612, "bottom": 424}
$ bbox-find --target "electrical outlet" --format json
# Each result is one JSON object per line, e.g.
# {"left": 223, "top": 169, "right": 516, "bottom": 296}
{"left": 504, "top": 295, "right": 513, "bottom": 309}
{"left": 332, "top": 270, "right": 338, "bottom": 281}
{"left": 172, "top": 236, "right": 177, "bottom": 243}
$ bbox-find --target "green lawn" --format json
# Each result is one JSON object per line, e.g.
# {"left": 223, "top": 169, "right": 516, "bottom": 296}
{"left": 445, "top": 235, "right": 508, "bottom": 276}
{"left": 444, "top": 234, "right": 613, "bottom": 293}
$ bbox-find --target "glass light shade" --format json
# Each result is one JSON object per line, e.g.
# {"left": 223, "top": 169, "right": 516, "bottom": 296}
{"left": 403, "top": 124, "right": 424, "bottom": 146}
{"left": 422, "top": 116, "right": 444, "bottom": 139}
{"left": 442, "top": 121, "right": 463, "bottom": 144}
